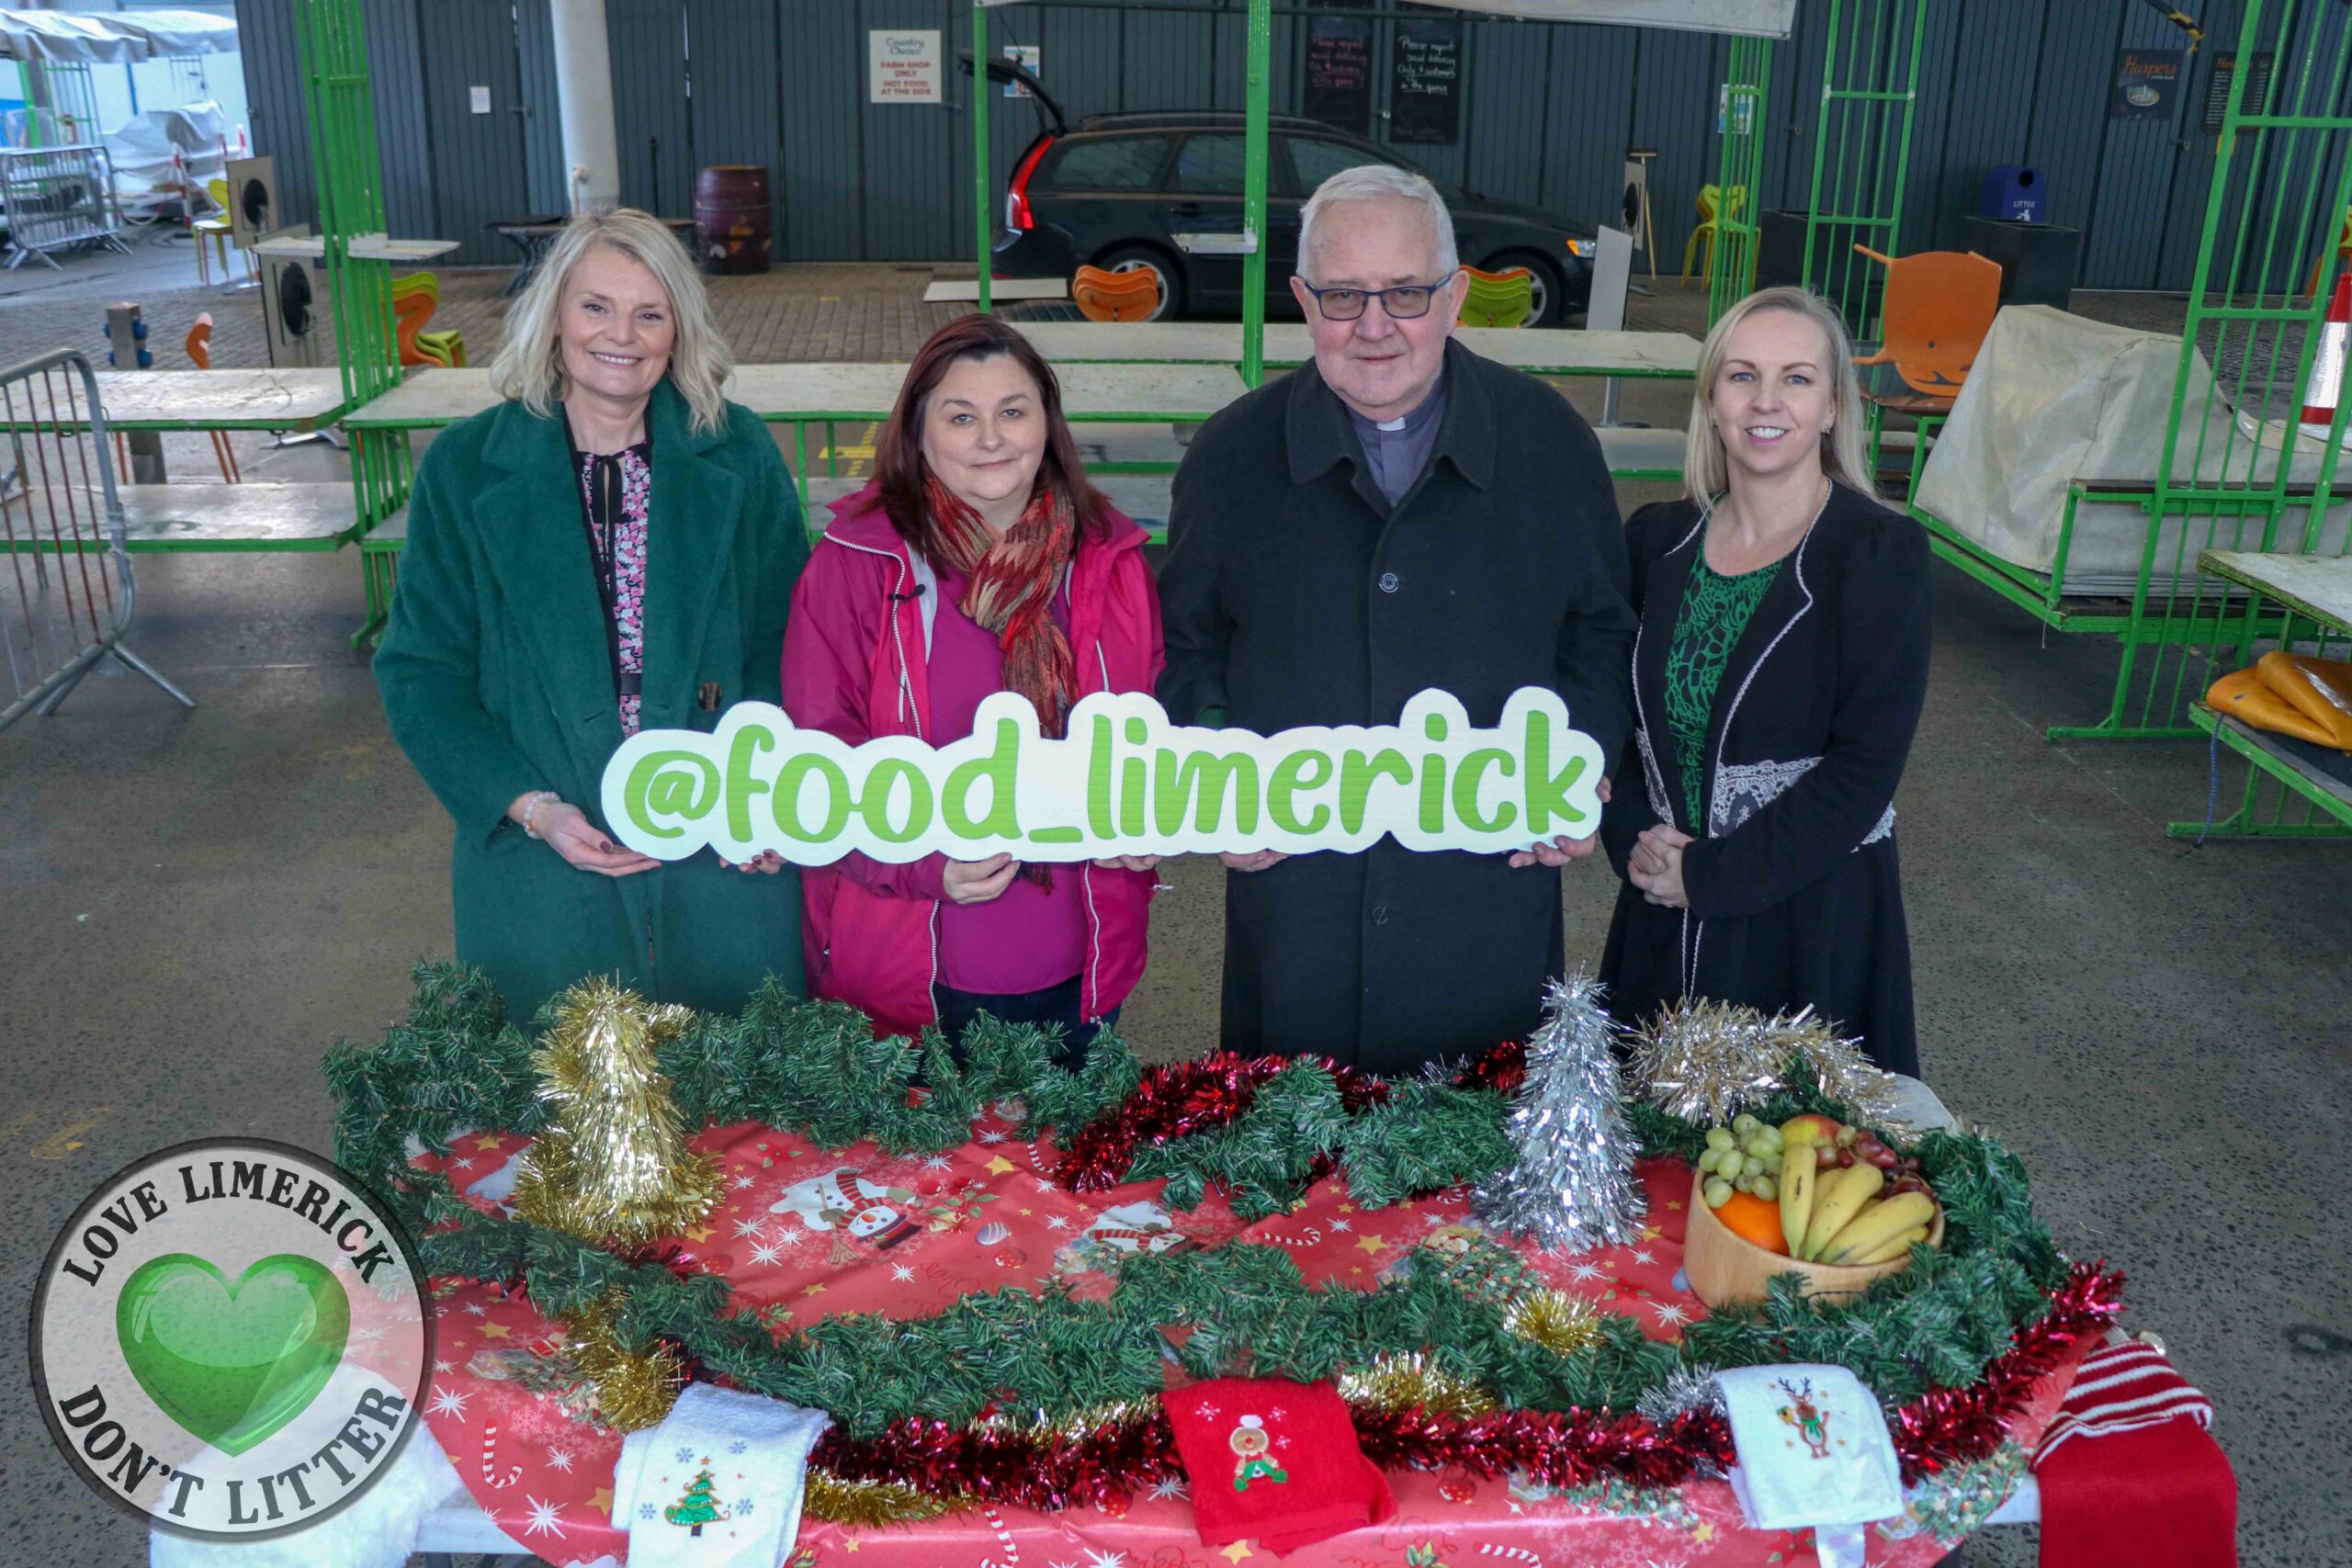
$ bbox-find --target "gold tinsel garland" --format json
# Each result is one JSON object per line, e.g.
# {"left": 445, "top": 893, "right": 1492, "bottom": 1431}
{"left": 1627, "top": 998, "right": 1905, "bottom": 1130}
{"left": 805, "top": 1469, "right": 973, "bottom": 1526}
{"left": 1504, "top": 1287, "right": 1605, "bottom": 1358}
{"left": 1339, "top": 1353, "right": 1499, "bottom": 1418}
{"left": 560, "top": 1290, "right": 686, "bottom": 1431}
{"left": 512, "top": 979, "right": 725, "bottom": 1248}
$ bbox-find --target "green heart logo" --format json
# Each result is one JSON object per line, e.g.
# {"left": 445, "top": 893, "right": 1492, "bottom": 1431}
{"left": 116, "top": 1254, "right": 349, "bottom": 1457}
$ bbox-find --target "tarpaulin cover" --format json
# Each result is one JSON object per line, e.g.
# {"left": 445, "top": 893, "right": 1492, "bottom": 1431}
{"left": 1914, "top": 305, "right": 2352, "bottom": 596}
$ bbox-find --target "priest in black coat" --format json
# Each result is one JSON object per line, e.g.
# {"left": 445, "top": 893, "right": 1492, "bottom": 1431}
{"left": 1599, "top": 288, "right": 1931, "bottom": 1077}
{"left": 1158, "top": 165, "right": 1636, "bottom": 1074}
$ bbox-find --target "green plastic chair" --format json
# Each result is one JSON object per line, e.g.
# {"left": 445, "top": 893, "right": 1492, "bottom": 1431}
{"left": 1457, "top": 265, "right": 1535, "bottom": 328}
{"left": 1681, "top": 184, "right": 1747, "bottom": 284}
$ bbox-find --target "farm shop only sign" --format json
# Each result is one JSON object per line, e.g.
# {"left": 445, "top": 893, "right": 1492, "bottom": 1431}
{"left": 870, "top": 30, "right": 942, "bottom": 104}
{"left": 602, "top": 688, "right": 1605, "bottom": 865}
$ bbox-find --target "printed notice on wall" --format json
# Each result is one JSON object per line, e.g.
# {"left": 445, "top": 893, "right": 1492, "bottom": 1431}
{"left": 1304, "top": 10, "right": 1374, "bottom": 137}
{"left": 1390, "top": 8, "right": 1463, "bottom": 146}
{"left": 870, "top": 29, "right": 942, "bottom": 105}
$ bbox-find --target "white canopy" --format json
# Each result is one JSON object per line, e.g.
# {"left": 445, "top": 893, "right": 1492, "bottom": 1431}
{"left": 0, "top": 7, "right": 237, "bottom": 64}
{"left": 974, "top": 0, "right": 1794, "bottom": 40}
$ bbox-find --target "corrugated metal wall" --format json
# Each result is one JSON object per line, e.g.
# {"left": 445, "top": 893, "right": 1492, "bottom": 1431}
{"left": 236, "top": 0, "right": 2343, "bottom": 291}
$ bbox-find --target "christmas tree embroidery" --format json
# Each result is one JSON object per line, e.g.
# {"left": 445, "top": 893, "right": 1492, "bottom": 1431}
{"left": 1229, "top": 1414, "right": 1288, "bottom": 1492}
{"left": 664, "top": 1460, "right": 731, "bottom": 1536}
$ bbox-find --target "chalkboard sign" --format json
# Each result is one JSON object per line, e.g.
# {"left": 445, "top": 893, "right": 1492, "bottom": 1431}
{"left": 1390, "top": 10, "right": 1462, "bottom": 146}
{"left": 1304, "top": 13, "right": 1374, "bottom": 136}
{"left": 2202, "top": 52, "right": 2275, "bottom": 135}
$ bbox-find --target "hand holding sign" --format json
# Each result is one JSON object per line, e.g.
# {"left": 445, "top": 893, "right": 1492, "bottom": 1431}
{"left": 601, "top": 687, "right": 1607, "bottom": 869}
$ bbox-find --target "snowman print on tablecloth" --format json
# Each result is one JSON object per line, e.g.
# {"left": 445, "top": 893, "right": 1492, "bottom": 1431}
{"left": 769, "top": 1165, "right": 921, "bottom": 1250}
{"left": 1228, "top": 1413, "right": 1289, "bottom": 1493}
{"left": 1052, "top": 1199, "right": 1196, "bottom": 1277}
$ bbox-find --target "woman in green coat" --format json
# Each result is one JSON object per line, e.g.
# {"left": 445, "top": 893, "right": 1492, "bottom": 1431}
{"left": 377, "top": 209, "right": 807, "bottom": 1022}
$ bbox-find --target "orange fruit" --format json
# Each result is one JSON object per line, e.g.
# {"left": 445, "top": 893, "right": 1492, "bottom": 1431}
{"left": 1712, "top": 1190, "right": 1787, "bottom": 1254}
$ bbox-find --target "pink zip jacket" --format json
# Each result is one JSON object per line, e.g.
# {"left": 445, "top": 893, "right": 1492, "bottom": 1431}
{"left": 782, "top": 479, "right": 1165, "bottom": 1039}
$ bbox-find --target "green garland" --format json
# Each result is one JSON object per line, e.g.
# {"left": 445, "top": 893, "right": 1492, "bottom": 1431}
{"left": 332, "top": 963, "right": 2073, "bottom": 1437}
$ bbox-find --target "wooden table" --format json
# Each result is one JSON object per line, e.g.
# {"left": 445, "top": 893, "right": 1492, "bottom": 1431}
{"left": 1009, "top": 321, "right": 1701, "bottom": 379}
{"left": 2190, "top": 548, "right": 2352, "bottom": 829}
{"left": 0, "top": 367, "right": 352, "bottom": 433}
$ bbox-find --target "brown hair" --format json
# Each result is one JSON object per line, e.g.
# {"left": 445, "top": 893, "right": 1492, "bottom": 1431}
{"left": 873, "top": 314, "right": 1109, "bottom": 559}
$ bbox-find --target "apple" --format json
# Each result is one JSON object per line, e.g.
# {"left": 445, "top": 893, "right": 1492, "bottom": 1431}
{"left": 1779, "top": 1113, "right": 1841, "bottom": 1147}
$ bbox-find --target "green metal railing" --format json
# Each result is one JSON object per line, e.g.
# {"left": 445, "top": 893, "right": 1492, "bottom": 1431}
{"left": 296, "top": 0, "right": 412, "bottom": 646}
{"left": 1707, "top": 35, "right": 1773, "bottom": 329}
{"left": 1799, "top": 0, "right": 1929, "bottom": 341}
{"left": 2055, "top": 0, "right": 2352, "bottom": 752}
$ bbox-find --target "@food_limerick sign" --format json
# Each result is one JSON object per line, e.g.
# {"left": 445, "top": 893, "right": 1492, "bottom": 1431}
{"left": 602, "top": 686, "right": 1605, "bottom": 864}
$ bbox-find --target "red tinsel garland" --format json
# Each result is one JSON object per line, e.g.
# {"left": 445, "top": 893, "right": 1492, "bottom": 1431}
{"left": 1053, "top": 1041, "right": 1523, "bottom": 1193}
{"left": 802, "top": 1263, "right": 2124, "bottom": 1508}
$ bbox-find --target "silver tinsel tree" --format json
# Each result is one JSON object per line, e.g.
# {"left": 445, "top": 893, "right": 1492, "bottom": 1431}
{"left": 1472, "top": 972, "right": 1646, "bottom": 1252}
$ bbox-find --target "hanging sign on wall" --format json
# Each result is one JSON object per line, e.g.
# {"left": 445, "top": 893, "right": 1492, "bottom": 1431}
{"left": 1304, "top": 9, "right": 1374, "bottom": 137}
{"left": 870, "top": 30, "right": 942, "bottom": 105}
{"left": 2110, "top": 49, "right": 2182, "bottom": 121}
{"left": 601, "top": 688, "right": 1604, "bottom": 866}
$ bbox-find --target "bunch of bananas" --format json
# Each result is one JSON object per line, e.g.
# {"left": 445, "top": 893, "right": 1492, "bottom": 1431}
{"left": 1778, "top": 1144, "right": 1941, "bottom": 1265}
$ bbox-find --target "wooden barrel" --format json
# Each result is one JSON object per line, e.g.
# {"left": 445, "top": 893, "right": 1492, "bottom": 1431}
{"left": 695, "top": 164, "right": 772, "bottom": 274}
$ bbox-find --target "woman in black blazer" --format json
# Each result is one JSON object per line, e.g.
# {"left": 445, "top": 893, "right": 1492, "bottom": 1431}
{"left": 1599, "top": 287, "right": 1931, "bottom": 1077}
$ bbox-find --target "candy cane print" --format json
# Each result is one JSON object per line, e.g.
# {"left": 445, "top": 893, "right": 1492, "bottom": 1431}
{"left": 1269, "top": 1224, "right": 1324, "bottom": 1248}
{"left": 1476, "top": 1546, "right": 1542, "bottom": 1566}
{"left": 978, "top": 1504, "right": 1020, "bottom": 1567}
{"left": 480, "top": 1422, "right": 522, "bottom": 1489}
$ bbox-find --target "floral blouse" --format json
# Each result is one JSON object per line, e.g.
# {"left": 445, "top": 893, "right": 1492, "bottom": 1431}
{"left": 577, "top": 442, "right": 651, "bottom": 736}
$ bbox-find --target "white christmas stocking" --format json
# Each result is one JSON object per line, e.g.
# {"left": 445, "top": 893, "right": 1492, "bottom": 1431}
{"left": 1715, "top": 1363, "right": 1905, "bottom": 1568}
{"left": 613, "top": 1383, "right": 831, "bottom": 1568}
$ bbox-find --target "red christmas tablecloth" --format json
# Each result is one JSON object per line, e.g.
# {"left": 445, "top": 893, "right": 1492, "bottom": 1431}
{"left": 413, "top": 1111, "right": 2084, "bottom": 1567}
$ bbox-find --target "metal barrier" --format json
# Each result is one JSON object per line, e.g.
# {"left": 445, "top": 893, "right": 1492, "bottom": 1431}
{"left": 0, "top": 142, "right": 130, "bottom": 270}
{"left": 1, "top": 349, "right": 192, "bottom": 730}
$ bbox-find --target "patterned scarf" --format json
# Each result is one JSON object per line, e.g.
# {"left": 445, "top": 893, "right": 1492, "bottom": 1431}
{"left": 922, "top": 468, "right": 1080, "bottom": 739}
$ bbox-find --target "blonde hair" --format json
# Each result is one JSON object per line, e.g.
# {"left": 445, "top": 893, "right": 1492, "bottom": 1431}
{"left": 488, "top": 208, "right": 732, "bottom": 436}
{"left": 1682, "top": 286, "right": 1872, "bottom": 503}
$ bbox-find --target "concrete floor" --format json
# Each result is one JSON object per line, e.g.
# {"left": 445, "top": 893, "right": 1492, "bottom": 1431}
{"left": 1, "top": 331, "right": 2346, "bottom": 1565}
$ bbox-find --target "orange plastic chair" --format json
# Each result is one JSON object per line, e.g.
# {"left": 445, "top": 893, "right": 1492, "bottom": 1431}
{"left": 391, "top": 273, "right": 467, "bottom": 367}
{"left": 1072, "top": 264, "right": 1162, "bottom": 323}
{"left": 1851, "top": 245, "right": 2002, "bottom": 493}
{"left": 180, "top": 314, "right": 241, "bottom": 483}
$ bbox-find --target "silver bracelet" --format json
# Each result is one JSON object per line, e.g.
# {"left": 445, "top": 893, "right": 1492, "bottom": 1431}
{"left": 518, "top": 791, "right": 560, "bottom": 840}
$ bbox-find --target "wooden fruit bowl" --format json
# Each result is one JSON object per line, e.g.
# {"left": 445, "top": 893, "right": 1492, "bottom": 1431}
{"left": 1681, "top": 1168, "right": 1945, "bottom": 1308}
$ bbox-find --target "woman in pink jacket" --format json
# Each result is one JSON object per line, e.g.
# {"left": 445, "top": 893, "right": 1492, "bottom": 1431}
{"left": 784, "top": 314, "right": 1163, "bottom": 1052}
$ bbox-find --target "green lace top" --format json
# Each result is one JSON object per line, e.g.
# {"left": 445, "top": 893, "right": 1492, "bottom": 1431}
{"left": 1662, "top": 551, "right": 1783, "bottom": 829}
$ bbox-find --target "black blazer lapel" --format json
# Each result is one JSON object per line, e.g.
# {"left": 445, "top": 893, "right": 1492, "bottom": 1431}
{"left": 1634, "top": 511, "right": 1704, "bottom": 832}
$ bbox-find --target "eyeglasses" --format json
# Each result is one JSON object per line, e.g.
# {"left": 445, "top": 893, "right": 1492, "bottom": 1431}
{"left": 1300, "top": 280, "right": 1446, "bottom": 321}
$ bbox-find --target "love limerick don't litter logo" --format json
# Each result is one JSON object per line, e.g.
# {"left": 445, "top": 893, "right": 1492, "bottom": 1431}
{"left": 29, "top": 1138, "right": 433, "bottom": 1540}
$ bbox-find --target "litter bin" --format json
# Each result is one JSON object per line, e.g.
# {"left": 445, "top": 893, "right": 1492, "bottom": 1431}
{"left": 1976, "top": 165, "right": 2044, "bottom": 223}
{"left": 695, "top": 164, "right": 773, "bottom": 275}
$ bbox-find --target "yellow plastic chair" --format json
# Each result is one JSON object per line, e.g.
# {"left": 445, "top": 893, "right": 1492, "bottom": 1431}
{"left": 1680, "top": 184, "right": 1747, "bottom": 285}
{"left": 1456, "top": 265, "right": 1535, "bottom": 328}
{"left": 192, "top": 177, "right": 237, "bottom": 285}
{"left": 391, "top": 272, "right": 467, "bottom": 368}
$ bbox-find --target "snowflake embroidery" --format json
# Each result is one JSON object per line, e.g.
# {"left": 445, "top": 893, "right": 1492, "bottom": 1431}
{"left": 426, "top": 1387, "right": 472, "bottom": 1418}
{"left": 733, "top": 1175, "right": 754, "bottom": 1190}
{"left": 748, "top": 1242, "right": 785, "bottom": 1266}
{"left": 452, "top": 1156, "right": 474, "bottom": 1170}
{"left": 1046, "top": 1215, "right": 1070, "bottom": 1231}
{"left": 1651, "top": 1302, "right": 1691, "bottom": 1327}
{"left": 1568, "top": 1261, "right": 1607, "bottom": 1283}
{"left": 922, "top": 1155, "right": 955, "bottom": 1170}
{"left": 1329, "top": 1218, "right": 1352, "bottom": 1233}
{"left": 777, "top": 1227, "right": 806, "bottom": 1246}
{"left": 978, "top": 1130, "right": 1007, "bottom": 1145}
{"left": 1632, "top": 1247, "right": 1657, "bottom": 1265}
{"left": 431, "top": 1359, "right": 455, "bottom": 1374}
{"left": 639, "top": 1503, "right": 659, "bottom": 1522}
{"left": 521, "top": 1496, "right": 567, "bottom": 1539}
{"left": 733, "top": 1218, "right": 765, "bottom": 1239}
{"left": 1083, "top": 1550, "right": 1129, "bottom": 1567}
{"left": 1149, "top": 1476, "right": 1189, "bottom": 1500}
{"left": 729, "top": 1440, "right": 749, "bottom": 1455}
{"left": 1422, "top": 1213, "right": 1447, "bottom": 1225}
{"left": 890, "top": 1264, "right": 916, "bottom": 1282}
{"left": 676, "top": 1446, "right": 697, "bottom": 1464}
{"left": 547, "top": 1448, "right": 575, "bottom": 1472}
{"left": 735, "top": 1497, "right": 757, "bottom": 1516}
{"left": 462, "top": 1303, "right": 488, "bottom": 1317}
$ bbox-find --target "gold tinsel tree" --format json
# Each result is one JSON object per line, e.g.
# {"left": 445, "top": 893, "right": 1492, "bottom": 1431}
{"left": 512, "top": 978, "right": 726, "bottom": 1428}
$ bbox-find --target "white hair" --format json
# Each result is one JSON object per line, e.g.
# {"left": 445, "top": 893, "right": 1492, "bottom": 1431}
{"left": 1296, "top": 164, "right": 1458, "bottom": 280}
{"left": 488, "top": 208, "right": 733, "bottom": 436}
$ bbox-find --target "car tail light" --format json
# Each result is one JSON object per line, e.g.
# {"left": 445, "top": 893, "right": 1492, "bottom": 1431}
{"left": 1007, "top": 137, "right": 1054, "bottom": 231}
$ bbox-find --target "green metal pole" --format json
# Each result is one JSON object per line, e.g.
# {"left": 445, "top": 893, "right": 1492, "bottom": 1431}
{"left": 1241, "top": 0, "right": 1271, "bottom": 388}
{"left": 974, "top": 3, "right": 992, "bottom": 314}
